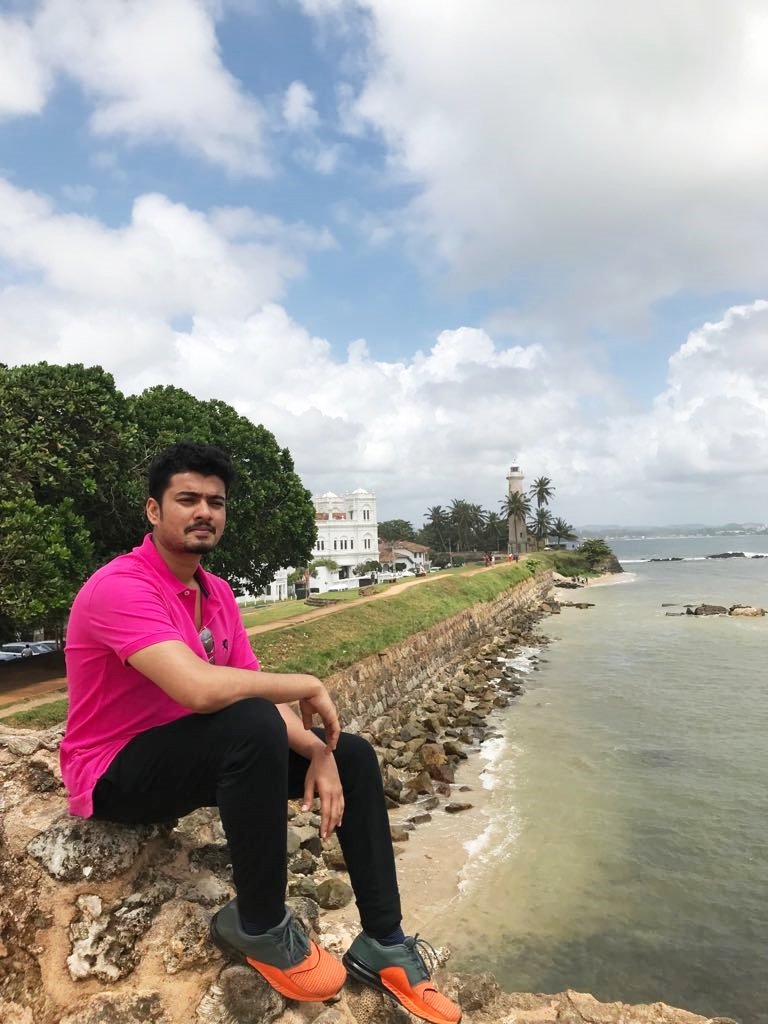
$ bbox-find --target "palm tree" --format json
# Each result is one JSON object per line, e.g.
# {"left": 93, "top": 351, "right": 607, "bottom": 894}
{"left": 423, "top": 505, "right": 449, "bottom": 550}
{"left": 449, "top": 498, "right": 474, "bottom": 551}
{"left": 551, "top": 517, "right": 577, "bottom": 547}
{"left": 530, "top": 476, "right": 555, "bottom": 509}
{"left": 500, "top": 491, "right": 532, "bottom": 554}
{"left": 484, "top": 511, "right": 505, "bottom": 551}
{"left": 529, "top": 507, "right": 554, "bottom": 550}
{"left": 467, "top": 503, "right": 487, "bottom": 550}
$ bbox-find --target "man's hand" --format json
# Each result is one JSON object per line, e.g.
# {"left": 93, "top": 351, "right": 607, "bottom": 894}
{"left": 303, "top": 747, "right": 344, "bottom": 839}
{"left": 299, "top": 684, "right": 341, "bottom": 751}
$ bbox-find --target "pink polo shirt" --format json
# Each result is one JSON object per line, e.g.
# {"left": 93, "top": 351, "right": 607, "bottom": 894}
{"left": 60, "top": 534, "right": 259, "bottom": 817}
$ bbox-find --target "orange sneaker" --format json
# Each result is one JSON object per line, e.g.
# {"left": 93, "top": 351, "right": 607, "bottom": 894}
{"left": 210, "top": 900, "right": 346, "bottom": 1002}
{"left": 343, "top": 932, "right": 461, "bottom": 1024}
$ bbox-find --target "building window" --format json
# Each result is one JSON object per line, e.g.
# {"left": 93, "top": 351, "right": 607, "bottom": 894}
{"left": 350, "top": 540, "right": 354, "bottom": 549}
{"left": 363, "top": 508, "right": 370, "bottom": 521}
{"left": 333, "top": 540, "right": 337, "bottom": 550}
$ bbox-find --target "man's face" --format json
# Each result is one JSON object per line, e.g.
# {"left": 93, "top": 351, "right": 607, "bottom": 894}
{"left": 146, "top": 471, "right": 227, "bottom": 555}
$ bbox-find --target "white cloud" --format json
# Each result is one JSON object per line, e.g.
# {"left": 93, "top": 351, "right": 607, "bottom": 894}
{"left": 1, "top": 0, "right": 269, "bottom": 175}
{"left": 283, "top": 81, "right": 319, "bottom": 130}
{"left": 2, "top": 178, "right": 768, "bottom": 525}
{"left": 0, "top": 14, "right": 51, "bottom": 117}
{"left": 312, "top": 1, "right": 768, "bottom": 332}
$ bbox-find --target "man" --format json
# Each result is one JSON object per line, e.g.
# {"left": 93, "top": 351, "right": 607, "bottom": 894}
{"left": 61, "top": 441, "right": 459, "bottom": 1024}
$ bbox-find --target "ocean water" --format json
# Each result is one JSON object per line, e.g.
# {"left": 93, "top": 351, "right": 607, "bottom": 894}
{"left": 428, "top": 535, "right": 768, "bottom": 1024}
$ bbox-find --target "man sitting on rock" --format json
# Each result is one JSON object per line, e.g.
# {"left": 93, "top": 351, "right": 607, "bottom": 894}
{"left": 60, "top": 441, "right": 459, "bottom": 1024}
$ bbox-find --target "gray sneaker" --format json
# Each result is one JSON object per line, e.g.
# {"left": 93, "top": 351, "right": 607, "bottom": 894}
{"left": 343, "top": 932, "right": 461, "bottom": 1024}
{"left": 210, "top": 900, "right": 346, "bottom": 1002}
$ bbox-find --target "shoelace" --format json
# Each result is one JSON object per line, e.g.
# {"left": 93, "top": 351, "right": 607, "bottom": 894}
{"left": 281, "top": 914, "right": 311, "bottom": 963}
{"left": 405, "top": 934, "right": 439, "bottom": 979}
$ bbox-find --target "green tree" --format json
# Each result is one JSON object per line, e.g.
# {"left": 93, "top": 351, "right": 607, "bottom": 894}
{"left": 132, "top": 385, "right": 317, "bottom": 594}
{"left": 530, "top": 476, "right": 555, "bottom": 508}
{"left": 551, "top": 517, "right": 577, "bottom": 546}
{"left": 578, "top": 538, "right": 613, "bottom": 569}
{"left": 529, "top": 507, "right": 554, "bottom": 550}
{"left": 0, "top": 362, "right": 139, "bottom": 561}
{"left": 500, "top": 491, "right": 532, "bottom": 554}
{"left": 353, "top": 559, "right": 381, "bottom": 576}
{"left": 483, "top": 511, "right": 506, "bottom": 550}
{"left": 448, "top": 499, "right": 475, "bottom": 551}
{"left": 422, "top": 505, "right": 449, "bottom": 549}
{"left": 0, "top": 496, "right": 93, "bottom": 635}
{"left": 377, "top": 519, "right": 416, "bottom": 542}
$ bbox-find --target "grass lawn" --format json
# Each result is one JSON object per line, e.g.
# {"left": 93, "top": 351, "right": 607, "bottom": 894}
{"left": 253, "top": 562, "right": 534, "bottom": 678}
{"left": 0, "top": 697, "right": 68, "bottom": 730}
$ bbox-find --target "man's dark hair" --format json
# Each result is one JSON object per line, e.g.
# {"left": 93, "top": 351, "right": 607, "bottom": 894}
{"left": 147, "top": 442, "right": 235, "bottom": 501}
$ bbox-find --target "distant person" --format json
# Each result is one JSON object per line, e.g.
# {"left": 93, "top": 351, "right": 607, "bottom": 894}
{"left": 60, "top": 442, "right": 459, "bottom": 1024}
{"left": 21, "top": 644, "right": 33, "bottom": 658}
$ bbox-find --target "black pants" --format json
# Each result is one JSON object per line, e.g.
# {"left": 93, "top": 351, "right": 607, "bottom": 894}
{"left": 92, "top": 698, "right": 402, "bottom": 935}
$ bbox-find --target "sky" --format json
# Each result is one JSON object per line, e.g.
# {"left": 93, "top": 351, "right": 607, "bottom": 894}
{"left": 2, "top": 0, "right": 768, "bottom": 529}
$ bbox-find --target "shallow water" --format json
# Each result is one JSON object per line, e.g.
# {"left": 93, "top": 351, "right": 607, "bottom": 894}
{"left": 426, "top": 537, "right": 768, "bottom": 1024}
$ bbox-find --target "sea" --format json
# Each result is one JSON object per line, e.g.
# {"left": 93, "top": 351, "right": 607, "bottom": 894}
{"left": 426, "top": 534, "right": 768, "bottom": 1024}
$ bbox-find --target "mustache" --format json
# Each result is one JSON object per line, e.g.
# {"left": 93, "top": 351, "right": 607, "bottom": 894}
{"left": 186, "top": 523, "right": 215, "bottom": 534}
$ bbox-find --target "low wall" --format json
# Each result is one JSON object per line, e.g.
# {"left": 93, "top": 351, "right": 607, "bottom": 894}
{"left": 327, "top": 570, "right": 554, "bottom": 731}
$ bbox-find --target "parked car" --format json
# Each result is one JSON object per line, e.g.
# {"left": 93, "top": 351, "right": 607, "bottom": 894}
{"left": 1, "top": 642, "right": 36, "bottom": 658}
{"left": 0, "top": 650, "right": 22, "bottom": 661}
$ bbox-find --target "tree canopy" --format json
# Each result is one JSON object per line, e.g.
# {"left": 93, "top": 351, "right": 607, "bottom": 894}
{"left": 0, "top": 364, "right": 316, "bottom": 637}
{"left": 378, "top": 519, "right": 416, "bottom": 542}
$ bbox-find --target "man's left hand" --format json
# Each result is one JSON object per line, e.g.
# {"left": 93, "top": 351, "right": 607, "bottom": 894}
{"left": 303, "top": 746, "right": 344, "bottom": 840}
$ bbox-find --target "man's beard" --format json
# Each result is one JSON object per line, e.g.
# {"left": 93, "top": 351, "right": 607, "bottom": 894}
{"left": 183, "top": 530, "right": 218, "bottom": 555}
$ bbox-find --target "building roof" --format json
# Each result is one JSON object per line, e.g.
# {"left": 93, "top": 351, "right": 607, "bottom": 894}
{"left": 379, "top": 540, "right": 429, "bottom": 554}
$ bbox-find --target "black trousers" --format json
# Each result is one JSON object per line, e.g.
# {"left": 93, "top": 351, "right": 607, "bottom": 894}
{"left": 92, "top": 697, "right": 402, "bottom": 935}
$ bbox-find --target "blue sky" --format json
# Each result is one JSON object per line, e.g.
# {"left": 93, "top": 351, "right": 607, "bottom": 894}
{"left": 2, "top": 0, "right": 768, "bottom": 528}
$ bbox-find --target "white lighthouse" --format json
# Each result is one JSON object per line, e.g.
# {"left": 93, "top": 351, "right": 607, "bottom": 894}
{"left": 505, "top": 463, "right": 528, "bottom": 554}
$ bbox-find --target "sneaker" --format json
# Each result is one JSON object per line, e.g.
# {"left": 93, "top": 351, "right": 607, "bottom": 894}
{"left": 343, "top": 932, "right": 461, "bottom": 1024}
{"left": 210, "top": 900, "right": 346, "bottom": 1002}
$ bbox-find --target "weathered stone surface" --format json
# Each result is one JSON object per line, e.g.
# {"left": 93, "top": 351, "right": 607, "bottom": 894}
{"left": 289, "top": 848, "right": 317, "bottom": 875}
{"left": 0, "top": 1000, "right": 34, "bottom": 1024}
{"left": 68, "top": 872, "right": 176, "bottom": 981}
{"left": 161, "top": 899, "right": 218, "bottom": 974}
{"left": 197, "top": 965, "right": 286, "bottom": 1024}
{"left": 389, "top": 825, "right": 410, "bottom": 842}
{"left": 59, "top": 992, "right": 169, "bottom": 1024}
{"left": 322, "top": 833, "right": 347, "bottom": 871}
{"left": 692, "top": 604, "right": 728, "bottom": 616}
{"left": 456, "top": 971, "right": 503, "bottom": 1011}
{"left": 315, "top": 877, "right": 354, "bottom": 910}
{"left": 445, "top": 802, "right": 473, "bottom": 814}
{"left": 729, "top": 604, "right": 765, "bottom": 617}
{"left": 28, "top": 817, "right": 172, "bottom": 882}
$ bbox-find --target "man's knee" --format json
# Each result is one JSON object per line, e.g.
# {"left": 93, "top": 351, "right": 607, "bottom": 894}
{"left": 335, "top": 732, "right": 381, "bottom": 782}
{"left": 210, "top": 698, "right": 288, "bottom": 757}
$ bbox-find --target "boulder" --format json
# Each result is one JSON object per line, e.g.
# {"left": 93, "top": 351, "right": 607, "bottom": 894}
{"left": 693, "top": 604, "right": 728, "bottom": 616}
{"left": 28, "top": 818, "right": 174, "bottom": 882}
{"left": 729, "top": 605, "right": 765, "bottom": 617}
{"left": 315, "top": 877, "right": 354, "bottom": 910}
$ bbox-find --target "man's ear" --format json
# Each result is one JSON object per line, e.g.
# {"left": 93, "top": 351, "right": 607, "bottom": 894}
{"left": 146, "top": 496, "right": 161, "bottom": 527}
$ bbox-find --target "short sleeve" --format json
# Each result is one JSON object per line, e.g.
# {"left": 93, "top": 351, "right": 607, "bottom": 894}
{"left": 84, "top": 571, "right": 184, "bottom": 664}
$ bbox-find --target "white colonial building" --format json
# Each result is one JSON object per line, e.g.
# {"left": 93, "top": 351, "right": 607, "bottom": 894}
{"left": 311, "top": 488, "right": 379, "bottom": 579}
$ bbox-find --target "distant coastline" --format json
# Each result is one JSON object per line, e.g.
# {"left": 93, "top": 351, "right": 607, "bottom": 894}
{"left": 579, "top": 524, "right": 767, "bottom": 541}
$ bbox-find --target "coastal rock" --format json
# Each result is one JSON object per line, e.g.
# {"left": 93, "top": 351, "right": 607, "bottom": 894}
{"left": 692, "top": 605, "right": 728, "bottom": 616}
{"left": 59, "top": 993, "right": 169, "bottom": 1024}
{"left": 315, "top": 877, "right": 354, "bottom": 910}
{"left": 28, "top": 818, "right": 174, "bottom": 882}
{"left": 196, "top": 965, "right": 285, "bottom": 1024}
{"left": 445, "top": 802, "right": 473, "bottom": 814}
{"left": 729, "top": 604, "right": 765, "bottom": 617}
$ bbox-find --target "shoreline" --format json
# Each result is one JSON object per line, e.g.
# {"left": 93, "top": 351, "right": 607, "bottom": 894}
{"left": 355, "top": 570, "right": 630, "bottom": 941}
